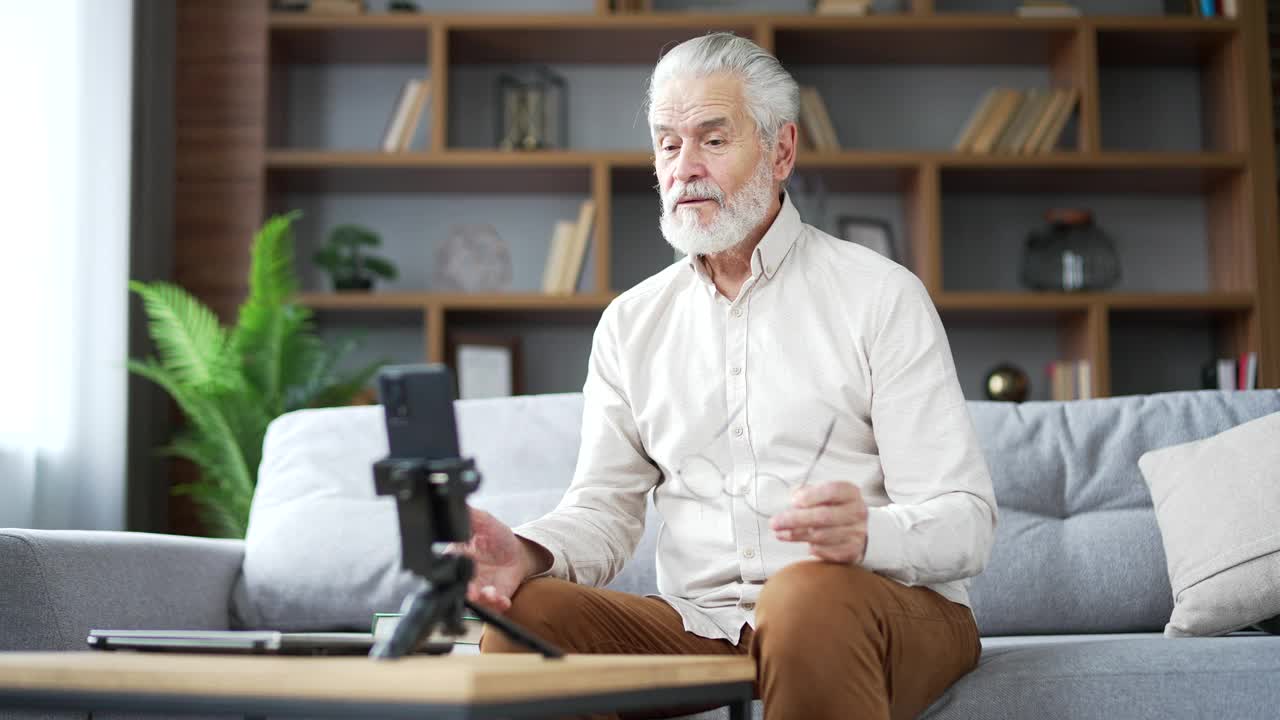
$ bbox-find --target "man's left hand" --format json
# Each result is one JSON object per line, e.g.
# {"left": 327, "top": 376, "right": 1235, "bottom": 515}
{"left": 770, "top": 481, "right": 869, "bottom": 565}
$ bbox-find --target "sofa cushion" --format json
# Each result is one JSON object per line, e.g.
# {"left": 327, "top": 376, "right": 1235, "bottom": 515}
{"left": 966, "top": 390, "right": 1280, "bottom": 636}
{"left": 1138, "top": 410, "right": 1280, "bottom": 637}
{"left": 233, "top": 393, "right": 660, "bottom": 631}
{"left": 919, "top": 633, "right": 1280, "bottom": 720}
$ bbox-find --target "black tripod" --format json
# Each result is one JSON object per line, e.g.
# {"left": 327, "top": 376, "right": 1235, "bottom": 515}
{"left": 369, "top": 455, "right": 563, "bottom": 660}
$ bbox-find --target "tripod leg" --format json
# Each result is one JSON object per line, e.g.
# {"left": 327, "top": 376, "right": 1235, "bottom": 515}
{"left": 371, "top": 588, "right": 446, "bottom": 659}
{"left": 466, "top": 600, "right": 565, "bottom": 659}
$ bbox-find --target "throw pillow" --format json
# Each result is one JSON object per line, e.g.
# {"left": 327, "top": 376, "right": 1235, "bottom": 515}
{"left": 234, "top": 398, "right": 585, "bottom": 631}
{"left": 1137, "top": 410, "right": 1280, "bottom": 638}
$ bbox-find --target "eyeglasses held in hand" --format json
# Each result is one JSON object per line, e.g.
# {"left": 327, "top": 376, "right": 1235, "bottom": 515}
{"left": 671, "top": 408, "right": 837, "bottom": 518}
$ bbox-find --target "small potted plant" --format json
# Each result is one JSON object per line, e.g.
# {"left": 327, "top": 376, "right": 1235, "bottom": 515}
{"left": 313, "top": 224, "right": 399, "bottom": 292}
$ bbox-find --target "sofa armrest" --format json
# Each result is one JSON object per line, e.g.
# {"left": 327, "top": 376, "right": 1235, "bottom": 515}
{"left": 0, "top": 529, "right": 244, "bottom": 650}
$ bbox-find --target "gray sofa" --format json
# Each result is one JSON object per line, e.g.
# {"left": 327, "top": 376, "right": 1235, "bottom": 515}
{"left": 4, "top": 389, "right": 1280, "bottom": 719}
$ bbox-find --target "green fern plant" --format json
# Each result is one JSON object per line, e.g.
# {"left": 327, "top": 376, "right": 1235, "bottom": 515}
{"left": 129, "top": 211, "right": 385, "bottom": 538}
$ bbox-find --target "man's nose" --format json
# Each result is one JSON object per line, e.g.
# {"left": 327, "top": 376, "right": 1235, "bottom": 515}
{"left": 673, "top": 144, "right": 705, "bottom": 185}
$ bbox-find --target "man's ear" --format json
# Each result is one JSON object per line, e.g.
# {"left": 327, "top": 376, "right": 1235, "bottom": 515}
{"left": 773, "top": 121, "right": 798, "bottom": 183}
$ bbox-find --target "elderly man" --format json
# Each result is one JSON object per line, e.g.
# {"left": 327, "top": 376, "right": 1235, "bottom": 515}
{"left": 458, "top": 32, "right": 997, "bottom": 720}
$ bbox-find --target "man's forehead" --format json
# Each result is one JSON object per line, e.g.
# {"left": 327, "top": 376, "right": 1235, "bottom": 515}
{"left": 651, "top": 75, "right": 746, "bottom": 129}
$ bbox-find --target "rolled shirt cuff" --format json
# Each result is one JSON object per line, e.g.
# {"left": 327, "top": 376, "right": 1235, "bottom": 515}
{"left": 512, "top": 524, "right": 572, "bottom": 582}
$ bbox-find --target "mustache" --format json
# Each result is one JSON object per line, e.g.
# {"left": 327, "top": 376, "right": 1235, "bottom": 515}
{"left": 663, "top": 180, "right": 725, "bottom": 213}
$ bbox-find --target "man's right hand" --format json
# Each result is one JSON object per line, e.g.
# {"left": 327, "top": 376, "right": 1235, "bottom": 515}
{"left": 448, "top": 507, "right": 552, "bottom": 613}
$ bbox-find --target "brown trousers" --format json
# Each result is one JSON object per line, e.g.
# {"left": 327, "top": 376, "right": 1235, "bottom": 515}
{"left": 480, "top": 561, "right": 981, "bottom": 720}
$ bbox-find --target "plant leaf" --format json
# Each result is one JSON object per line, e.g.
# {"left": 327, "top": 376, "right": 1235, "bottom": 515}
{"left": 128, "top": 358, "right": 256, "bottom": 516}
{"left": 362, "top": 256, "right": 399, "bottom": 279}
{"left": 311, "top": 356, "right": 387, "bottom": 409}
{"left": 232, "top": 211, "right": 309, "bottom": 417}
{"left": 129, "top": 281, "right": 238, "bottom": 393}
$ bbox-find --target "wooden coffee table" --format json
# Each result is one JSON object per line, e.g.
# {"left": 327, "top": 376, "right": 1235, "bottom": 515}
{"left": 0, "top": 651, "right": 756, "bottom": 719}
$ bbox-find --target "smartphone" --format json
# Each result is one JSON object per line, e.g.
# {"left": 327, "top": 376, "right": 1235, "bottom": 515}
{"left": 378, "top": 363, "right": 461, "bottom": 462}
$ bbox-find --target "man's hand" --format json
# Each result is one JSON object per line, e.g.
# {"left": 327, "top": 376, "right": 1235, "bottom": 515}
{"left": 446, "top": 508, "right": 550, "bottom": 613}
{"left": 769, "top": 481, "right": 869, "bottom": 564}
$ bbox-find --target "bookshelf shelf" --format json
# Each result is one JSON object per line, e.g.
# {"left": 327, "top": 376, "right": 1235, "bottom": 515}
{"left": 936, "top": 291, "right": 1254, "bottom": 312}
{"left": 297, "top": 291, "right": 618, "bottom": 312}
{"left": 266, "top": 150, "right": 1243, "bottom": 194}
{"left": 297, "top": 290, "right": 1250, "bottom": 315}
{"left": 176, "top": 1, "right": 1278, "bottom": 400}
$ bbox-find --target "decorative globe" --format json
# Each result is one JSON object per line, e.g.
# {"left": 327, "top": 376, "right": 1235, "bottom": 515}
{"left": 432, "top": 224, "right": 513, "bottom": 293}
{"left": 985, "top": 364, "right": 1030, "bottom": 403}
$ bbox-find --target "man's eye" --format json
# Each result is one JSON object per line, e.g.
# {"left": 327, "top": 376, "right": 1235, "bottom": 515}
{"left": 663, "top": 145, "right": 678, "bottom": 152}
{"left": 707, "top": 139, "right": 724, "bottom": 146}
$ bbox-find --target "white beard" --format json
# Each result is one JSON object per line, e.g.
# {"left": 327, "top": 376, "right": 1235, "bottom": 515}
{"left": 659, "top": 155, "right": 775, "bottom": 258}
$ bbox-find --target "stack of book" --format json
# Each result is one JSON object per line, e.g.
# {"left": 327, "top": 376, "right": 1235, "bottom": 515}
{"left": 1203, "top": 351, "right": 1259, "bottom": 390}
{"left": 1165, "top": 0, "right": 1238, "bottom": 17}
{"left": 1015, "top": 1, "right": 1080, "bottom": 17}
{"left": 815, "top": 0, "right": 872, "bottom": 15}
{"left": 953, "top": 87, "right": 1078, "bottom": 154}
{"left": 381, "top": 78, "right": 431, "bottom": 153}
{"left": 1049, "top": 359, "right": 1093, "bottom": 401}
{"left": 797, "top": 86, "right": 841, "bottom": 152}
{"left": 541, "top": 200, "right": 597, "bottom": 295}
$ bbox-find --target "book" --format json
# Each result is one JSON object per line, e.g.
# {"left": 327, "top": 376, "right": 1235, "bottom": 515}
{"left": 373, "top": 612, "right": 485, "bottom": 647}
{"left": 815, "top": 0, "right": 873, "bottom": 15}
{"left": 1217, "top": 357, "right": 1236, "bottom": 390}
{"left": 1239, "top": 351, "right": 1258, "bottom": 390}
{"left": 395, "top": 80, "right": 431, "bottom": 152}
{"left": 996, "top": 88, "right": 1048, "bottom": 154}
{"left": 953, "top": 88, "right": 1000, "bottom": 152}
{"left": 541, "top": 220, "right": 576, "bottom": 294}
{"left": 381, "top": 78, "right": 422, "bottom": 153}
{"left": 306, "top": 0, "right": 364, "bottom": 15}
{"left": 798, "top": 86, "right": 840, "bottom": 152}
{"left": 1021, "top": 88, "right": 1065, "bottom": 153}
{"left": 808, "top": 89, "right": 841, "bottom": 151}
{"left": 555, "top": 200, "right": 597, "bottom": 295}
{"left": 1076, "top": 360, "right": 1092, "bottom": 400}
{"left": 1036, "top": 87, "right": 1078, "bottom": 153}
{"left": 1048, "top": 360, "right": 1093, "bottom": 400}
{"left": 1222, "top": 0, "right": 1237, "bottom": 17}
{"left": 970, "top": 89, "right": 1022, "bottom": 154}
{"left": 797, "top": 87, "right": 828, "bottom": 152}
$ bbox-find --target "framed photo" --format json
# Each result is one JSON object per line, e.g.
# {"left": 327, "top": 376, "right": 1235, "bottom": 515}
{"left": 836, "top": 215, "right": 897, "bottom": 262}
{"left": 447, "top": 333, "right": 523, "bottom": 400}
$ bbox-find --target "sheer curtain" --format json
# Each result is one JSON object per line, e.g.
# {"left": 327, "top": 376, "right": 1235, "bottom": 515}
{"left": 0, "top": 1, "right": 134, "bottom": 529}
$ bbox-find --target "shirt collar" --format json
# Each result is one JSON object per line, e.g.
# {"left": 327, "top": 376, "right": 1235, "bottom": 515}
{"left": 686, "top": 190, "right": 802, "bottom": 288}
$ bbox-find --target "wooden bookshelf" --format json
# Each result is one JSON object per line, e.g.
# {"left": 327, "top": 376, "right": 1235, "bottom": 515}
{"left": 174, "top": 0, "right": 1279, "bottom": 399}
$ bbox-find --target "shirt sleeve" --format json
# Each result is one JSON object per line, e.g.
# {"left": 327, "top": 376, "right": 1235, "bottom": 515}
{"left": 513, "top": 301, "right": 660, "bottom": 587}
{"left": 859, "top": 266, "right": 999, "bottom": 586}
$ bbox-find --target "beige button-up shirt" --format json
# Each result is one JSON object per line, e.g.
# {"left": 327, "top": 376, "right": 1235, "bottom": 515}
{"left": 515, "top": 192, "right": 998, "bottom": 644}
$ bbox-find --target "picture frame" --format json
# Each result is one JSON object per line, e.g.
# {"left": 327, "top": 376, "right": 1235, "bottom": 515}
{"left": 836, "top": 215, "right": 897, "bottom": 262}
{"left": 447, "top": 333, "right": 523, "bottom": 400}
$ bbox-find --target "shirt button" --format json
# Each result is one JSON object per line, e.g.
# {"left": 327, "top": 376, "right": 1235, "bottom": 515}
{"left": 765, "top": 265, "right": 773, "bottom": 275}
{"left": 732, "top": 426, "right": 744, "bottom": 437}
{"left": 731, "top": 367, "right": 742, "bottom": 376}
{"left": 742, "top": 602, "right": 756, "bottom": 611}
{"left": 732, "top": 308, "right": 743, "bottom": 318}
{"left": 742, "top": 547, "right": 756, "bottom": 559}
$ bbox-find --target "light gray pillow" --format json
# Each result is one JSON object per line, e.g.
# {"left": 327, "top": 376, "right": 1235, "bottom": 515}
{"left": 234, "top": 403, "right": 576, "bottom": 631}
{"left": 1137, "top": 410, "right": 1280, "bottom": 638}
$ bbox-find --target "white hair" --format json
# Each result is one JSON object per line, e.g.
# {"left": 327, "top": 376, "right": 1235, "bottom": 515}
{"left": 646, "top": 32, "right": 799, "bottom": 148}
